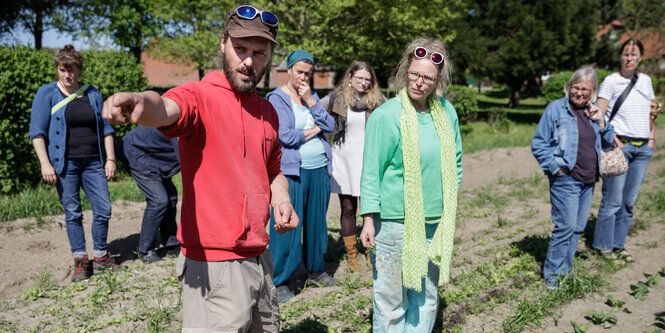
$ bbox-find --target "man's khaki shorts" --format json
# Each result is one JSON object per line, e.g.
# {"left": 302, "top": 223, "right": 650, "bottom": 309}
{"left": 176, "top": 249, "right": 279, "bottom": 332}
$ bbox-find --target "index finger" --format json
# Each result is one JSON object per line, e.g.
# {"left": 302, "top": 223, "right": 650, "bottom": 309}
{"left": 103, "top": 93, "right": 138, "bottom": 125}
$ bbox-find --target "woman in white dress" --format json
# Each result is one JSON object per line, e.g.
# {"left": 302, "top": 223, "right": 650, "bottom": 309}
{"left": 321, "top": 61, "right": 385, "bottom": 271}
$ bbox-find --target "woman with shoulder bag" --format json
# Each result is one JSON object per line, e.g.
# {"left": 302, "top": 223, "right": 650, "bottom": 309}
{"left": 29, "top": 45, "right": 119, "bottom": 283}
{"left": 592, "top": 38, "right": 656, "bottom": 262}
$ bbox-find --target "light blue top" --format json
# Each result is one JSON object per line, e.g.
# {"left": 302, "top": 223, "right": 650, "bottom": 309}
{"left": 292, "top": 102, "right": 327, "bottom": 169}
{"left": 266, "top": 87, "right": 335, "bottom": 176}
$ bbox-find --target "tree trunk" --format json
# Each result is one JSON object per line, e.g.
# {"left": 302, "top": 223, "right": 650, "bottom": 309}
{"left": 509, "top": 89, "right": 520, "bottom": 108}
{"left": 34, "top": 12, "right": 43, "bottom": 50}
{"left": 198, "top": 66, "right": 204, "bottom": 81}
{"left": 131, "top": 47, "right": 142, "bottom": 63}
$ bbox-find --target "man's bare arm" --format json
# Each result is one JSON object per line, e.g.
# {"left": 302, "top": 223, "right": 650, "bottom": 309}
{"left": 269, "top": 174, "right": 299, "bottom": 233}
{"left": 102, "top": 91, "right": 180, "bottom": 128}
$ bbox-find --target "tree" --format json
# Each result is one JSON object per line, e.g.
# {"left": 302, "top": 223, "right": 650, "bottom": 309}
{"left": 13, "top": 0, "right": 68, "bottom": 49}
{"left": 149, "top": 0, "right": 232, "bottom": 80}
{"left": 256, "top": 0, "right": 466, "bottom": 87}
{"left": 621, "top": 0, "right": 665, "bottom": 30}
{"left": 468, "top": 0, "right": 598, "bottom": 107}
{"left": 64, "top": 0, "right": 163, "bottom": 62}
{"left": 0, "top": 1, "right": 22, "bottom": 38}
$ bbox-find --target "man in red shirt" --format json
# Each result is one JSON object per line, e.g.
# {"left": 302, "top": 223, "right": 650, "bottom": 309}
{"left": 102, "top": 5, "right": 298, "bottom": 332}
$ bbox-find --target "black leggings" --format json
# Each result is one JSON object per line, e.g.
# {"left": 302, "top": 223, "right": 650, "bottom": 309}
{"left": 339, "top": 194, "right": 358, "bottom": 237}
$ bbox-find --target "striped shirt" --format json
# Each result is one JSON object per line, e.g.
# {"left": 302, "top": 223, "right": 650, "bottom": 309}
{"left": 599, "top": 72, "right": 655, "bottom": 139}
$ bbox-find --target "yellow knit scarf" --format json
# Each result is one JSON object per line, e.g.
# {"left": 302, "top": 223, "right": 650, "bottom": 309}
{"left": 399, "top": 88, "right": 458, "bottom": 291}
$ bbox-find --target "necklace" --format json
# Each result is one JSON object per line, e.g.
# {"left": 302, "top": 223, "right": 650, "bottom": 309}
{"left": 57, "top": 81, "right": 80, "bottom": 96}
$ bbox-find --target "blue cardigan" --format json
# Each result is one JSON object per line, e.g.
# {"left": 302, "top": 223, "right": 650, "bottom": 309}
{"left": 266, "top": 87, "right": 335, "bottom": 176}
{"left": 29, "top": 82, "right": 114, "bottom": 174}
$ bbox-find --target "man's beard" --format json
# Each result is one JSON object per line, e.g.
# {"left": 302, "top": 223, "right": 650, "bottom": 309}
{"left": 222, "top": 52, "right": 267, "bottom": 94}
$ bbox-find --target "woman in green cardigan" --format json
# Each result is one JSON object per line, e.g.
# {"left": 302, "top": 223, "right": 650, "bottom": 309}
{"left": 359, "top": 37, "right": 463, "bottom": 332}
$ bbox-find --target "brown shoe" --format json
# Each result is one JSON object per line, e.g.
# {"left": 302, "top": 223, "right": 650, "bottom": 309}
{"left": 72, "top": 257, "right": 91, "bottom": 282}
{"left": 343, "top": 236, "right": 362, "bottom": 272}
{"left": 92, "top": 253, "right": 119, "bottom": 274}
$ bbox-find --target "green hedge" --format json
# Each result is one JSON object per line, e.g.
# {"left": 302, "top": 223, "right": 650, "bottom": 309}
{"left": 0, "top": 46, "right": 147, "bottom": 193}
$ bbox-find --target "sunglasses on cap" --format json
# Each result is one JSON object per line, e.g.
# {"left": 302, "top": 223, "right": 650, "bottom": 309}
{"left": 414, "top": 46, "right": 444, "bottom": 65}
{"left": 235, "top": 5, "right": 278, "bottom": 27}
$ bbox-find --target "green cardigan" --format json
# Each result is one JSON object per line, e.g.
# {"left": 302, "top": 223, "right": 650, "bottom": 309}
{"left": 360, "top": 96, "right": 463, "bottom": 219}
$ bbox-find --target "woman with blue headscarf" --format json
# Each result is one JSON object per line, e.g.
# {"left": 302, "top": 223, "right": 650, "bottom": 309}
{"left": 267, "top": 50, "right": 336, "bottom": 302}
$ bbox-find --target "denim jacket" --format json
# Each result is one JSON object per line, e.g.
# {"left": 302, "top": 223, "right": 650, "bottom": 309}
{"left": 531, "top": 97, "right": 614, "bottom": 176}
{"left": 266, "top": 87, "right": 335, "bottom": 176}
{"left": 29, "top": 82, "right": 114, "bottom": 174}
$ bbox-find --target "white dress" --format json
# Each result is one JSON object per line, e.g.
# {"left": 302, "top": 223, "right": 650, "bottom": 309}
{"left": 330, "top": 107, "right": 366, "bottom": 196}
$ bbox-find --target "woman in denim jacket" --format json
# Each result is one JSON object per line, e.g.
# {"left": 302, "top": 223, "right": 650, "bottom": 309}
{"left": 531, "top": 66, "right": 614, "bottom": 289}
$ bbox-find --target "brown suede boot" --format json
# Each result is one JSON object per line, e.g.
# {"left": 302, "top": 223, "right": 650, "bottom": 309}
{"left": 343, "top": 236, "right": 362, "bottom": 272}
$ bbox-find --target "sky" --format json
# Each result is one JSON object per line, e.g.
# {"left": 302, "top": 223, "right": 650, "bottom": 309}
{"left": 8, "top": 28, "right": 109, "bottom": 50}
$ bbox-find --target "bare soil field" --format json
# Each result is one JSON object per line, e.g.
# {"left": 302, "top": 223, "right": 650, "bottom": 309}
{"left": 1, "top": 128, "right": 664, "bottom": 332}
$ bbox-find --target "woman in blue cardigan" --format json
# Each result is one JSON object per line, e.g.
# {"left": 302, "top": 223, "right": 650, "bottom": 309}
{"left": 29, "top": 45, "right": 118, "bottom": 282}
{"left": 266, "top": 50, "right": 336, "bottom": 303}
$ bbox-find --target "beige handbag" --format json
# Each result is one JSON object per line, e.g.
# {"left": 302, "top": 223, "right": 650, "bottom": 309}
{"left": 601, "top": 145, "right": 628, "bottom": 177}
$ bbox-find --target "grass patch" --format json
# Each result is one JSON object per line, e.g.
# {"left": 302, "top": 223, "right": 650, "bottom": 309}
{"left": 461, "top": 121, "right": 537, "bottom": 154}
{"left": 5, "top": 259, "right": 181, "bottom": 332}
{"left": 0, "top": 173, "right": 182, "bottom": 224}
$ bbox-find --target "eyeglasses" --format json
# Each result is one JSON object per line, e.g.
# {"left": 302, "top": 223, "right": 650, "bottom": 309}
{"left": 235, "top": 5, "right": 279, "bottom": 27}
{"left": 570, "top": 86, "right": 591, "bottom": 94}
{"left": 414, "top": 46, "right": 444, "bottom": 65}
{"left": 352, "top": 76, "right": 372, "bottom": 84}
{"left": 406, "top": 70, "right": 438, "bottom": 85}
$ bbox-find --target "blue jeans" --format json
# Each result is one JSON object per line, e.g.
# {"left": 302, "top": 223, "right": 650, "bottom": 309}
{"left": 593, "top": 143, "right": 653, "bottom": 251}
{"left": 372, "top": 219, "right": 439, "bottom": 333}
{"left": 130, "top": 169, "right": 180, "bottom": 254}
{"left": 543, "top": 174, "right": 594, "bottom": 286}
{"left": 269, "top": 166, "right": 330, "bottom": 286}
{"left": 55, "top": 157, "right": 112, "bottom": 258}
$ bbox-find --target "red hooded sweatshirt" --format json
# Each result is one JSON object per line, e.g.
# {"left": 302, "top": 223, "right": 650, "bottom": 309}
{"left": 160, "top": 71, "right": 282, "bottom": 261}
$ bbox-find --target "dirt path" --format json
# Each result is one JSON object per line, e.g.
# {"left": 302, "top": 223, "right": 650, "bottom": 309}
{"left": 2, "top": 128, "right": 664, "bottom": 332}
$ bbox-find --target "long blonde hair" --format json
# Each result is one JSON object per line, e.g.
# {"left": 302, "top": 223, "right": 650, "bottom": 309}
{"left": 336, "top": 61, "right": 383, "bottom": 111}
{"left": 391, "top": 38, "right": 452, "bottom": 96}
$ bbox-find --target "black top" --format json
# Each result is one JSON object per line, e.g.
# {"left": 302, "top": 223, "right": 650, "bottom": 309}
{"left": 569, "top": 106, "right": 598, "bottom": 183}
{"left": 61, "top": 90, "right": 99, "bottom": 158}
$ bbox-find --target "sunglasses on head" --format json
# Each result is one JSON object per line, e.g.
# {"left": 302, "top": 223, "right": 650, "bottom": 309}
{"left": 414, "top": 46, "right": 444, "bottom": 65}
{"left": 235, "top": 5, "right": 279, "bottom": 27}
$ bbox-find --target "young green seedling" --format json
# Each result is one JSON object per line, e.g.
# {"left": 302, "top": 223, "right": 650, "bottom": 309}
{"left": 586, "top": 310, "right": 618, "bottom": 329}
{"left": 570, "top": 320, "right": 589, "bottom": 333}
{"left": 605, "top": 295, "right": 625, "bottom": 312}
{"left": 644, "top": 273, "right": 660, "bottom": 287}
{"left": 630, "top": 281, "right": 650, "bottom": 300}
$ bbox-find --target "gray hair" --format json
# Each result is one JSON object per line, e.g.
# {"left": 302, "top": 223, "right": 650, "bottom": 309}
{"left": 391, "top": 37, "right": 452, "bottom": 96}
{"left": 564, "top": 66, "right": 598, "bottom": 102}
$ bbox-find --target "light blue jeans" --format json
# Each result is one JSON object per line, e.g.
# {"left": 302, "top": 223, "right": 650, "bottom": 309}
{"left": 372, "top": 219, "right": 439, "bottom": 333}
{"left": 593, "top": 143, "right": 653, "bottom": 251}
{"left": 543, "top": 174, "right": 594, "bottom": 286}
{"left": 55, "top": 157, "right": 112, "bottom": 258}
